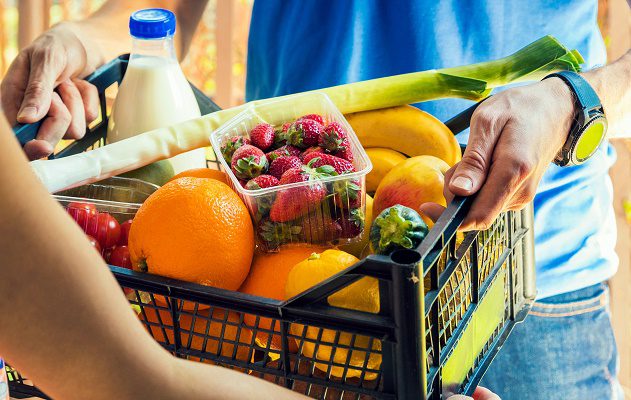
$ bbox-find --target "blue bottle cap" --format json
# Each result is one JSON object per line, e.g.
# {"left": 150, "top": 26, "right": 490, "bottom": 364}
{"left": 129, "top": 8, "right": 176, "bottom": 39}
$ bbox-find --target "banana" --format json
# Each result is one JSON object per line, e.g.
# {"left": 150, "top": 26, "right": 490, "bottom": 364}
{"left": 364, "top": 148, "right": 407, "bottom": 193}
{"left": 345, "top": 105, "right": 462, "bottom": 166}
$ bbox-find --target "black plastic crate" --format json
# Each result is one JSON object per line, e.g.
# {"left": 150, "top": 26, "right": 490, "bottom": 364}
{"left": 9, "top": 56, "right": 536, "bottom": 399}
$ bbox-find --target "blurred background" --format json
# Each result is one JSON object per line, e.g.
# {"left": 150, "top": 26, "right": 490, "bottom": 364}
{"left": 1, "top": 0, "right": 631, "bottom": 397}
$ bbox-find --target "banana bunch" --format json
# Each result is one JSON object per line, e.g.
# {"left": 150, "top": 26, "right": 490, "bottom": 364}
{"left": 345, "top": 105, "right": 461, "bottom": 193}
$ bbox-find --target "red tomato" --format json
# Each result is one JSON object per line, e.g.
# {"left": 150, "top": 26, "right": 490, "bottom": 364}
{"left": 102, "top": 247, "right": 113, "bottom": 263}
{"left": 109, "top": 245, "right": 132, "bottom": 270}
{"left": 118, "top": 220, "right": 133, "bottom": 246}
{"left": 67, "top": 202, "right": 97, "bottom": 231}
{"left": 86, "top": 213, "right": 121, "bottom": 249}
{"left": 86, "top": 235, "right": 102, "bottom": 254}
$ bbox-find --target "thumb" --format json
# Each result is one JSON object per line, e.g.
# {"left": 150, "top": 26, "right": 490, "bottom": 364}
{"left": 449, "top": 107, "right": 504, "bottom": 196}
{"left": 17, "top": 52, "right": 62, "bottom": 123}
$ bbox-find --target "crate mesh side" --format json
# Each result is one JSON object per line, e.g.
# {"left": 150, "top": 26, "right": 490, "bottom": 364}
{"left": 424, "top": 210, "right": 524, "bottom": 397}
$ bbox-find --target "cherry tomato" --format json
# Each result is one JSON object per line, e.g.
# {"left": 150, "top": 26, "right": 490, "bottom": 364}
{"left": 67, "top": 202, "right": 97, "bottom": 231}
{"left": 86, "top": 213, "right": 121, "bottom": 249}
{"left": 118, "top": 220, "right": 133, "bottom": 246}
{"left": 109, "top": 245, "right": 132, "bottom": 270}
{"left": 86, "top": 235, "right": 102, "bottom": 254}
{"left": 102, "top": 247, "right": 113, "bottom": 263}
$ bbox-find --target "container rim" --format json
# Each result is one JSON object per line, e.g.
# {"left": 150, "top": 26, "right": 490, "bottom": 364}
{"left": 210, "top": 92, "right": 372, "bottom": 196}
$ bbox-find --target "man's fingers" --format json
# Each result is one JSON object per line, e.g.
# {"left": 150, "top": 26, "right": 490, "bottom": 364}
{"left": 24, "top": 92, "right": 71, "bottom": 160}
{"left": 419, "top": 202, "right": 446, "bottom": 223}
{"left": 57, "top": 80, "right": 86, "bottom": 140}
{"left": 17, "top": 48, "right": 65, "bottom": 123}
{"left": 72, "top": 78, "right": 100, "bottom": 123}
{"left": 460, "top": 157, "right": 526, "bottom": 231}
{"left": 449, "top": 102, "right": 506, "bottom": 197}
{"left": 0, "top": 52, "right": 30, "bottom": 125}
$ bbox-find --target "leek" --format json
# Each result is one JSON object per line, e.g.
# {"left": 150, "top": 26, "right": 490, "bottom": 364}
{"left": 31, "top": 35, "right": 584, "bottom": 193}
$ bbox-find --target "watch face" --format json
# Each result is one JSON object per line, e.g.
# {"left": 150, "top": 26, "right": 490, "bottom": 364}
{"left": 574, "top": 117, "right": 607, "bottom": 164}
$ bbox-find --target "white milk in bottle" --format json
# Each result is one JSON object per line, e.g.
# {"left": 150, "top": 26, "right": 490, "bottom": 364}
{"left": 107, "top": 8, "right": 206, "bottom": 174}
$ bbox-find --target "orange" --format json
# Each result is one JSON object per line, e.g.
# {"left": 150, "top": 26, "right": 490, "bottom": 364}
{"left": 167, "top": 168, "right": 230, "bottom": 186}
{"left": 239, "top": 244, "right": 329, "bottom": 351}
{"left": 139, "top": 306, "right": 252, "bottom": 366}
{"left": 129, "top": 177, "right": 254, "bottom": 299}
{"left": 285, "top": 250, "right": 381, "bottom": 380}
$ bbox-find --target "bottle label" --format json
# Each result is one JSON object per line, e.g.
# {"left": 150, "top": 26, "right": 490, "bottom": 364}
{"left": 0, "top": 358, "right": 8, "bottom": 400}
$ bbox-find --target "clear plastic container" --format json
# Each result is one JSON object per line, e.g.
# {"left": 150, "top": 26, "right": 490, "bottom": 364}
{"left": 211, "top": 93, "right": 372, "bottom": 251}
{"left": 54, "top": 176, "right": 158, "bottom": 225}
{"left": 0, "top": 358, "right": 8, "bottom": 400}
{"left": 53, "top": 177, "right": 158, "bottom": 259}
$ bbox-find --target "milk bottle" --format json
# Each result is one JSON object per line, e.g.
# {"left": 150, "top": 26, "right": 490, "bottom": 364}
{"left": 0, "top": 358, "right": 8, "bottom": 400}
{"left": 107, "top": 8, "right": 206, "bottom": 174}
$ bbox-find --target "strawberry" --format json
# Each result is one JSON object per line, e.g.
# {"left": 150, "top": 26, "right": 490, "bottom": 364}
{"left": 269, "top": 164, "right": 336, "bottom": 222}
{"left": 319, "top": 122, "right": 348, "bottom": 153}
{"left": 338, "top": 208, "right": 365, "bottom": 238}
{"left": 268, "top": 155, "right": 302, "bottom": 180}
{"left": 231, "top": 144, "right": 269, "bottom": 180}
{"left": 266, "top": 145, "right": 301, "bottom": 162}
{"left": 220, "top": 136, "right": 250, "bottom": 163}
{"left": 245, "top": 174, "right": 279, "bottom": 190}
{"left": 286, "top": 118, "right": 323, "bottom": 149}
{"left": 301, "top": 212, "right": 342, "bottom": 243}
{"left": 300, "top": 146, "right": 323, "bottom": 162}
{"left": 302, "top": 153, "right": 355, "bottom": 174}
{"left": 334, "top": 144, "right": 355, "bottom": 163}
{"left": 298, "top": 114, "right": 325, "bottom": 125}
{"left": 332, "top": 179, "right": 362, "bottom": 209}
{"left": 258, "top": 219, "right": 302, "bottom": 251}
{"left": 250, "top": 123, "right": 275, "bottom": 151}
{"left": 272, "top": 123, "right": 293, "bottom": 148}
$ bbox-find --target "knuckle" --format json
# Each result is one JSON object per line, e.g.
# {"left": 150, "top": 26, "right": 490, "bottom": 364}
{"left": 23, "top": 81, "right": 48, "bottom": 102}
{"left": 509, "top": 157, "right": 535, "bottom": 179}
{"left": 461, "top": 147, "right": 488, "bottom": 173}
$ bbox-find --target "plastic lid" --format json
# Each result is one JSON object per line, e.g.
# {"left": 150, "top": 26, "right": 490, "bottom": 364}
{"left": 129, "top": 8, "right": 176, "bottom": 39}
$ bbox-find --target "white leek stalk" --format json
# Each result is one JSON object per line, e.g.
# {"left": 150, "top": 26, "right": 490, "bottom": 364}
{"left": 31, "top": 35, "right": 583, "bottom": 193}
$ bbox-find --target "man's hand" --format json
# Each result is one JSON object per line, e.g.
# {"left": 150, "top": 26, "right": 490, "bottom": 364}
{"left": 421, "top": 78, "right": 575, "bottom": 230}
{"left": 448, "top": 387, "right": 501, "bottom": 400}
{"left": 0, "top": 23, "right": 99, "bottom": 160}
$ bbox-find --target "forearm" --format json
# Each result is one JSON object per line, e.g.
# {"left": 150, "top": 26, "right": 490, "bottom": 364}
{"left": 55, "top": 0, "right": 207, "bottom": 76}
{"left": 0, "top": 115, "right": 170, "bottom": 399}
{"left": 583, "top": 50, "right": 631, "bottom": 137}
{"left": 0, "top": 114, "right": 304, "bottom": 399}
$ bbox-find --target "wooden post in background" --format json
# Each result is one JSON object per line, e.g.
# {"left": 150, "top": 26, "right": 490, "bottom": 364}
{"left": 214, "top": 0, "right": 234, "bottom": 108}
{"left": 17, "top": 0, "right": 49, "bottom": 50}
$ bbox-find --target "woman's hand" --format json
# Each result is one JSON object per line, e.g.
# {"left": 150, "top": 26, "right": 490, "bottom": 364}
{"left": 0, "top": 23, "right": 100, "bottom": 160}
{"left": 448, "top": 386, "right": 501, "bottom": 400}
{"left": 421, "top": 78, "right": 575, "bottom": 229}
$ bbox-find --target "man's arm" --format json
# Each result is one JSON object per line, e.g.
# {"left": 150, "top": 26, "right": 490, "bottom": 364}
{"left": 583, "top": 50, "right": 631, "bottom": 137}
{"left": 0, "top": 0, "right": 208, "bottom": 160}
{"left": 68, "top": 0, "right": 209, "bottom": 66}
{"left": 422, "top": 49, "right": 631, "bottom": 230}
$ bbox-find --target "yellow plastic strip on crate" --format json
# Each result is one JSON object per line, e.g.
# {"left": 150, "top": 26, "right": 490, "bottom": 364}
{"left": 29, "top": 36, "right": 582, "bottom": 193}
{"left": 441, "top": 268, "right": 507, "bottom": 393}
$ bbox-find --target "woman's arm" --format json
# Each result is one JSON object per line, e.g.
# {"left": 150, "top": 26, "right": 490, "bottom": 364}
{"left": 0, "top": 114, "right": 303, "bottom": 399}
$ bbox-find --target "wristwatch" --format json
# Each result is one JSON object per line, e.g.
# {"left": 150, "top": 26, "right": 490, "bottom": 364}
{"left": 543, "top": 71, "right": 607, "bottom": 166}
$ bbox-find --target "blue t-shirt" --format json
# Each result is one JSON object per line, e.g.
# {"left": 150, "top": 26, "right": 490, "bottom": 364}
{"left": 245, "top": 0, "right": 617, "bottom": 299}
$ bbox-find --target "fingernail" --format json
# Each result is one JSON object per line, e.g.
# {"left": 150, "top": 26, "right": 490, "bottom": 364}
{"left": 452, "top": 176, "right": 473, "bottom": 191}
{"left": 18, "top": 106, "right": 37, "bottom": 120}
